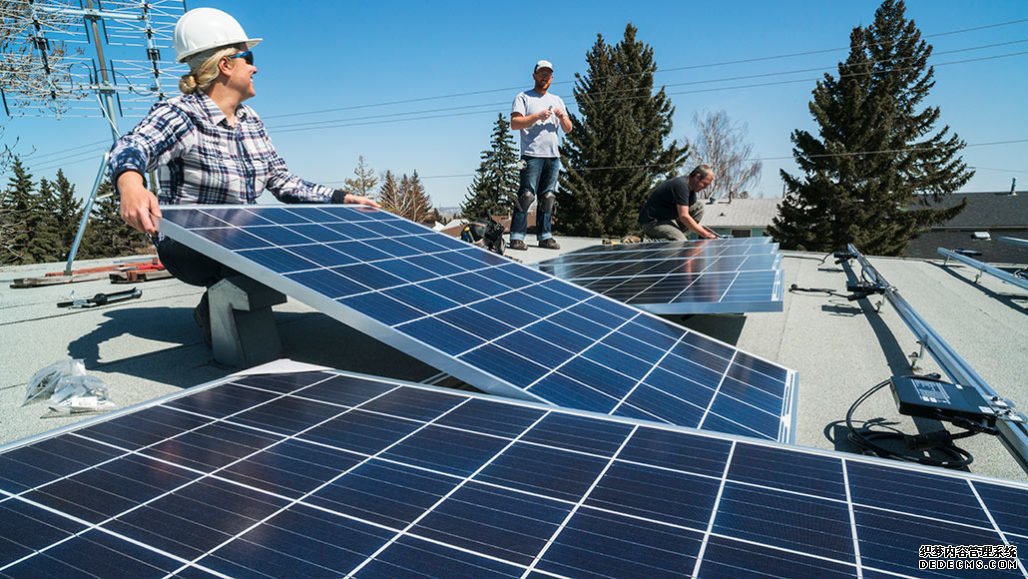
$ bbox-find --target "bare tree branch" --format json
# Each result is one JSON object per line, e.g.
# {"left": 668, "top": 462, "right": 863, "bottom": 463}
{"left": 687, "top": 110, "right": 762, "bottom": 199}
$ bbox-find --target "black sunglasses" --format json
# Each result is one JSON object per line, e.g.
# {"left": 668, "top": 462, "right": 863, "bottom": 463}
{"left": 228, "top": 50, "right": 253, "bottom": 65}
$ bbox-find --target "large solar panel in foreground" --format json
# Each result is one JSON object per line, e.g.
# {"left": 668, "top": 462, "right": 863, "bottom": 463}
{"left": 161, "top": 205, "right": 797, "bottom": 442}
{"left": 536, "top": 238, "right": 785, "bottom": 314}
{"left": 1, "top": 369, "right": 1025, "bottom": 577}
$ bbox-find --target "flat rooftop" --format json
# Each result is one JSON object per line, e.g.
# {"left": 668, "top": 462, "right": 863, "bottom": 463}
{"left": 2, "top": 238, "right": 1026, "bottom": 482}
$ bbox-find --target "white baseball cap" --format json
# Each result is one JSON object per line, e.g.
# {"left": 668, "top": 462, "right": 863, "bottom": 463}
{"left": 534, "top": 60, "right": 554, "bottom": 72}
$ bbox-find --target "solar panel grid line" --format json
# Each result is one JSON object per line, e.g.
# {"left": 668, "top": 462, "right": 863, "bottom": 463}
{"left": 3, "top": 371, "right": 1028, "bottom": 577}
{"left": 0, "top": 373, "right": 410, "bottom": 577}
{"left": 697, "top": 349, "right": 739, "bottom": 434}
{"left": 518, "top": 424, "right": 641, "bottom": 577}
{"left": 160, "top": 205, "right": 797, "bottom": 441}
{"left": 968, "top": 481, "right": 1023, "bottom": 563}
{"left": 840, "top": 454, "right": 865, "bottom": 579}
{"left": 164, "top": 394, "right": 482, "bottom": 577}
{"left": 540, "top": 246, "right": 781, "bottom": 270}
{"left": 343, "top": 409, "right": 554, "bottom": 577}
{"left": 690, "top": 441, "right": 738, "bottom": 578}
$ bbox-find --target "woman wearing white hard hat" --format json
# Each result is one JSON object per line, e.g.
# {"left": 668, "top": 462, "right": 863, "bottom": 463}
{"left": 109, "top": 7, "right": 378, "bottom": 346}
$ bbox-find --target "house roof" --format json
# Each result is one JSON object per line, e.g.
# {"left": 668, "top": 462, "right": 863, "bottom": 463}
{"left": 700, "top": 198, "right": 783, "bottom": 228}
{"left": 921, "top": 191, "right": 1028, "bottom": 229}
{"left": 2, "top": 238, "right": 1026, "bottom": 483}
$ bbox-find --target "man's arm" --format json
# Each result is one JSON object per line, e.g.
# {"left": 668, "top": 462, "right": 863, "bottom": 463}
{"left": 553, "top": 108, "right": 572, "bottom": 133}
{"left": 676, "top": 203, "right": 716, "bottom": 239}
{"left": 510, "top": 110, "right": 552, "bottom": 130}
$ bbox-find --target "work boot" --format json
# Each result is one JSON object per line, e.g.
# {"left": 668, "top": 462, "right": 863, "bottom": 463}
{"left": 193, "top": 291, "right": 212, "bottom": 348}
{"left": 538, "top": 238, "right": 560, "bottom": 250}
{"left": 509, "top": 239, "right": 528, "bottom": 251}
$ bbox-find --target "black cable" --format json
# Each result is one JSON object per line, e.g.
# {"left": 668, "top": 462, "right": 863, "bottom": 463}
{"left": 788, "top": 283, "right": 847, "bottom": 298}
{"left": 845, "top": 379, "right": 975, "bottom": 469}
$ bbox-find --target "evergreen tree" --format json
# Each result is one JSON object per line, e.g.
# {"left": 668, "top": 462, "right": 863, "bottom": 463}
{"left": 81, "top": 182, "right": 148, "bottom": 258}
{"left": 32, "top": 177, "right": 62, "bottom": 261}
{"left": 52, "top": 170, "right": 83, "bottom": 259}
{"left": 378, "top": 170, "right": 403, "bottom": 215}
{"left": 560, "top": 23, "right": 688, "bottom": 236}
{"left": 0, "top": 157, "right": 59, "bottom": 264}
{"left": 768, "top": 0, "right": 972, "bottom": 255}
{"left": 461, "top": 114, "right": 519, "bottom": 219}
{"left": 343, "top": 155, "right": 378, "bottom": 200}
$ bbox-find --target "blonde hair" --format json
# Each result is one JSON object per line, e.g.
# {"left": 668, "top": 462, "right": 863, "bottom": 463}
{"left": 178, "top": 45, "right": 242, "bottom": 94}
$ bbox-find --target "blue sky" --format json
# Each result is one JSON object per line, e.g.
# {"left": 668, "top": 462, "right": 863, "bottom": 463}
{"left": 5, "top": 0, "right": 1027, "bottom": 209}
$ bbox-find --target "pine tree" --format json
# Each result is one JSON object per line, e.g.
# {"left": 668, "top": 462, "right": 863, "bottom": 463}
{"left": 0, "top": 157, "right": 59, "bottom": 264}
{"left": 343, "top": 155, "right": 378, "bottom": 200}
{"left": 81, "top": 182, "right": 148, "bottom": 258}
{"left": 560, "top": 23, "right": 688, "bottom": 236}
{"left": 768, "top": 0, "right": 972, "bottom": 255}
{"left": 32, "top": 177, "right": 62, "bottom": 261}
{"left": 52, "top": 169, "right": 84, "bottom": 259}
{"left": 378, "top": 170, "right": 403, "bottom": 215}
{"left": 461, "top": 113, "right": 519, "bottom": 219}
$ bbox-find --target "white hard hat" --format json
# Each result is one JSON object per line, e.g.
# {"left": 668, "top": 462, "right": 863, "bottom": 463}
{"left": 173, "top": 7, "right": 262, "bottom": 63}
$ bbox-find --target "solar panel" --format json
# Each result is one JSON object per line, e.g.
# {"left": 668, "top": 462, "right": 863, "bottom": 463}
{"left": 160, "top": 205, "right": 797, "bottom": 442}
{"left": 2, "top": 368, "right": 1025, "bottom": 577}
{"left": 536, "top": 238, "right": 785, "bottom": 314}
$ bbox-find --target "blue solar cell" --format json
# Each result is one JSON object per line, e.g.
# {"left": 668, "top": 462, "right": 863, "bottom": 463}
{"left": 855, "top": 507, "right": 1011, "bottom": 577}
{"left": 0, "top": 437, "right": 123, "bottom": 492}
{"left": 219, "top": 439, "right": 361, "bottom": 498}
{"left": 166, "top": 383, "right": 280, "bottom": 418}
{"left": 144, "top": 422, "right": 282, "bottom": 472}
{"left": 247, "top": 224, "right": 312, "bottom": 246}
{"left": 359, "top": 387, "right": 464, "bottom": 422}
{"left": 287, "top": 243, "right": 360, "bottom": 267}
{"left": 0, "top": 499, "right": 84, "bottom": 566}
{"left": 340, "top": 292, "right": 422, "bottom": 325}
{"left": 286, "top": 269, "right": 368, "bottom": 298}
{"left": 729, "top": 443, "right": 846, "bottom": 499}
{"left": 706, "top": 396, "right": 781, "bottom": 438}
{"left": 616, "top": 380, "right": 706, "bottom": 426}
{"left": 619, "top": 428, "right": 731, "bottom": 477}
{"left": 433, "top": 398, "right": 546, "bottom": 438}
{"left": 196, "top": 226, "right": 269, "bottom": 250}
{"left": 714, "top": 482, "right": 854, "bottom": 560}
{"left": 229, "top": 395, "right": 346, "bottom": 434}
{"left": 537, "top": 509, "right": 703, "bottom": 578}
{"left": 302, "top": 410, "right": 420, "bottom": 455}
{"left": 366, "top": 535, "right": 524, "bottom": 578}
{"left": 77, "top": 405, "right": 211, "bottom": 450}
{"left": 198, "top": 504, "right": 394, "bottom": 578}
{"left": 383, "top": 425, "right": 511, "bottom": 477}
{"left": 413, "top": 482, "right": 571, "bottom": 566}
{"left": 104, "top": 477, "right": 290, "bottom": 560}
{"left": 290, "top": 374, "right": 395, "bottom": 407}
{"left": 4, "top": 529, "right": 183, "bottom": 576}
{"left": 308, "top": 459, "right": 460, "bottom": 529}
{"left": 161, "top": 206, "right": 797, "bottom": 440}
{"left": 847, "top": 462, "right": 994, "bottom": 528}
{"left": 239, "top": 246, "right": 316, "bottom": 273}
{"left": 586, "top": 461, "right": 721, "bottom": 528}
{"left": 975, "top": 482, "right": 1028, "bottom": 536}
{"left": 475, "top": 442, "right": 608, "bottom": 501}
{"left": 700, "top": 535, "right": 857, "bottom": 578}
{"left": 522, "top": 413, "right": 633, "bottom": 456}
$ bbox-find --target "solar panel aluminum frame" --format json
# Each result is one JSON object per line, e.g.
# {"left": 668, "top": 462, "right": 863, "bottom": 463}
{"left": 1, "top": 365, "right": 1025, "bottom": 578}
{"left": 159, "top": 205, "right": 799, "bottom": 443}
{"left": 625, "top": 268, "right": 785, "bottom": 315}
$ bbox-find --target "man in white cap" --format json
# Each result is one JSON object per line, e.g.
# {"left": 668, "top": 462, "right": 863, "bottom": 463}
{"left": 109, "top": 7, "right": 377, "bottom": 346}
{"left": 509, "top": 60, "right": 572, "bottom": 250}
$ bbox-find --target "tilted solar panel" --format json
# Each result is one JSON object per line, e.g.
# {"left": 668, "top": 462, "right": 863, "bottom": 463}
{"left": 161, "top": 205, "right": 797, "bottom": 442}
{"left": 1, "top": 369, "right": 1024, "bottom": 577}
{"left": 536, "top": 238, "right": 785, "bottom": 314}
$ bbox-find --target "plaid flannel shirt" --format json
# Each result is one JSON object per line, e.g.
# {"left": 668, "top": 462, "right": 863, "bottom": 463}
{"left": 109, "top": 93, "right": 338, "bottom": 205}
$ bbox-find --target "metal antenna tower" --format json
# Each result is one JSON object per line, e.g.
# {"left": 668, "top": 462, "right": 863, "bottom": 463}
{"left": 0, "top": 0, "right": 186, "bottom": 273}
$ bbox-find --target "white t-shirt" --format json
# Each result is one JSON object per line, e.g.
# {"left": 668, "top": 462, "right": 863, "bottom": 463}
{"left": 512, "top": 89, "right": 567, "bottom": 158}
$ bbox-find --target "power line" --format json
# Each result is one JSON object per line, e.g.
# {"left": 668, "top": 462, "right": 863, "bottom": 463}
{"left": 261, "top": 17, "right": 1028, "bottom": 121}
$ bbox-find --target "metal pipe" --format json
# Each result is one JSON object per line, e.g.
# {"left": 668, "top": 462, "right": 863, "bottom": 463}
{"left": 999, "top": 236, "right": 1028, "bottom": 249}
{"left": 64, "top": 153, "right": 111, "bottom": 275}
{"left": 938, "top": 247, "right": 1028, "bottom": 292}
{"left": 846, "top": 244, "right": 1028, "bottom": 473}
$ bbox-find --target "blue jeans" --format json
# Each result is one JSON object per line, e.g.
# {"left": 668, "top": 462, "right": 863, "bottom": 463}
{"left": 512, "top": 156, "right": 560, "bottom": 241}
